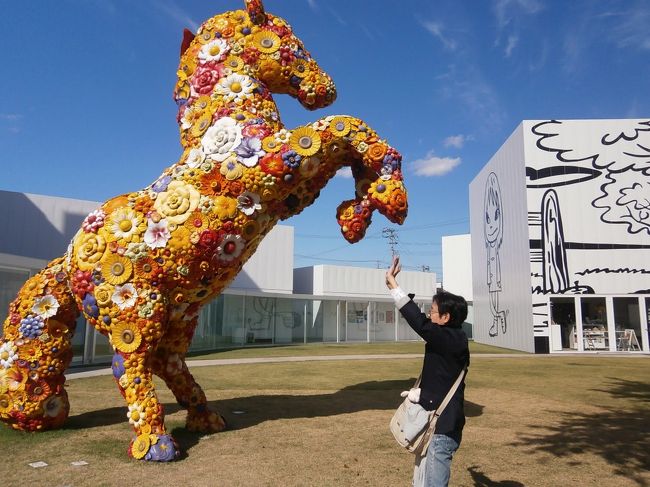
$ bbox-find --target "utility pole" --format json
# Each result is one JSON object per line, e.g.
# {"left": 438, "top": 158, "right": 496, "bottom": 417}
{"left": 382, "top": 227, "right": 398, "bottom": 257}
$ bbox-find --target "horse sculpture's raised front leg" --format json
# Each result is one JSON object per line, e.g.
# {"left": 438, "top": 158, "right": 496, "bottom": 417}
{"left": 272, "top": 115, "right": 408, "bottom": 240}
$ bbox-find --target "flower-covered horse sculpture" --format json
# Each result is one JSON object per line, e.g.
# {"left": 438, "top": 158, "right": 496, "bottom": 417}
{"left": 0, "top": 0, "right": 407, "bottom": 461}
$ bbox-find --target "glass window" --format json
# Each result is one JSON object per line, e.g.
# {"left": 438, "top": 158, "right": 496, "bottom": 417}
{"left": 223, "top": 294, "right": 245, "bottom": 345}
{"left": 613, "top": 297, "right": 642, "bottom": 351}
{"left": 372, "top": 301, "right": 396, "bottom": 341}
{"left": 346, "top": 301, "right": 368, "bottom": 341}
{"left": 320, "top": 300, "right": 339, "bottom": 342}
{"left": 190, "top": 295, "right": 226, "bottom": 352}
{"left": 275, "top": 297, "right": 306, "bottom": 344}
{"left": 550, "top": 297, "right": 577, "bottom": 350}
{"left": 306, "top": 300, "right": 323, "bottom": 343}
{"left": 71, "top": 315, "right": 87, "bottom": 363}
{"left": 242, "top": 295, "right": 275, "bottom": 344}
{"left": 94, "top": 329, "right": 113, "bottom": 361}
{"left": 581, "top": 297, "right": 608, "bottom": 350}
{"left": 397, "top": 303, "right": 422, "bottom": 341}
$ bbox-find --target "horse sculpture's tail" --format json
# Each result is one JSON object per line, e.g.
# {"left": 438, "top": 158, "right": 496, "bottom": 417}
{"left": 0, "top": 256, "right": 80, "bottom": 431}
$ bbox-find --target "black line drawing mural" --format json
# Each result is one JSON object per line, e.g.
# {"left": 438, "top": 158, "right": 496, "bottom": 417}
{"left": 526, "top": 120, "right": 650, "bottom": 334}
{"left": 484, "top": 172, "right": 508, "bottom": 337}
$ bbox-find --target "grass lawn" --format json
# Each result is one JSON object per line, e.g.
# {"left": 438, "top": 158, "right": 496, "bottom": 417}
{"left": 1, "top": 345, "right": 648, "bottom": 486}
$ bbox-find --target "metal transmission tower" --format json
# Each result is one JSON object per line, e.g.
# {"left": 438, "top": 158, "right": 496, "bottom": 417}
{"left": 382, "top": 227, "right": 399, "bottom": 257}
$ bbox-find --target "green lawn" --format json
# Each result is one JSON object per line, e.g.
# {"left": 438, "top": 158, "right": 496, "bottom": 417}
{"left": 1, "top": 346, "right": 648, "bottom": 486}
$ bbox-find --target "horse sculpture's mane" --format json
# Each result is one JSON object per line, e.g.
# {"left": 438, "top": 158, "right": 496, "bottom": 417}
{"left": 0, "top": 0, "right": 407, "bottom": 461}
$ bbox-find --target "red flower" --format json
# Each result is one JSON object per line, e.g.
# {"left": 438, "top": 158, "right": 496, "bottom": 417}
{"left": 191, "top": 65, "right": 222, "bottom": 95}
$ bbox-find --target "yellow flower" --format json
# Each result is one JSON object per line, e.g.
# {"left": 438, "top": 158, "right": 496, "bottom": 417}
{"left": 131, "top": 433, "right": 151, "bottom": 459}
{"left": 251, "top": 30, "right": 281, "bottom": 53}
{"left": 168, "top": 226, "right": 191, "bottom": 252}
{"left": 112, "top": 322, "right": 142, "bottom": 354}
{"left": 329, "top": 116, "right": 351, "bottom": 137}
{"left": 213, "top": 196, "right": 238, "bottom": 220}
{"left": 292, "top": 59, "right": 309, "bottom": 77}
{"left": 261, "top": 136, "right": 282, "bottom": 153}
{"left": 289, "top": 126, "right": 321, "bottom": 157}
{"left": 224, "top": 55, "right": 244, "bottom": 72}
{"left": 153, "top": 181, "right": 200, "bottom": 225}
{"left": 94, "top": 283, "right": 114, "bottom": 306}
{"left": 190, "top": 113, "right": 213, "bottom": 139}
{"left": 101, "top": 254, "right": 133, "bottom": 286}
{"left": 74, "top": 232, "right": 107, "bottom": 271}
{"left": 220, "top": 156, "right": 245, "bottom": 180}
{"left": 0, "top": 394, "right": 13, "bottom": 415}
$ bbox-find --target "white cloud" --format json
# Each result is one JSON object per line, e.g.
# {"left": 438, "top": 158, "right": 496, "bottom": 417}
{"left": 443, "top": 135, "right": 470, "bottom": 149}
{"left": 306, "top": 0, "right": 318, "bottom": 11}
{"left": 504, "top": 34, "right": 518, "bottom": 57}
{"left": 494, "top": 0, "right": 543, "bottom": 28}
{"left": 422, "top": 21, "right": 457, "bottom": 50}
{"left": 411, "top": 152, "right": 461, "bottom": 177}
{"left": 0, "top": 113, "right": 22, "bottom": 121}
{"left": 151, "top": 0, "right": 199, "bottom": 32}
{"left": 336, "top": 167, "right": 353, "bottom": 179}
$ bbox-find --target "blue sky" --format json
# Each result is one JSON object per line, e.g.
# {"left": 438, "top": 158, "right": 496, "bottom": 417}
{"left": 1, "top": 0, "right": 649, "bottom": 279}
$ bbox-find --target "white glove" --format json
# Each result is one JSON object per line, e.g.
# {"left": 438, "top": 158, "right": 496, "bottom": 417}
{"left": 399, "top": 387, "right": 421, "bottom": 403}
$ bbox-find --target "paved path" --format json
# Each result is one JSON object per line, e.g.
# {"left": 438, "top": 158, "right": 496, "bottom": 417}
{"left": 66, "top": 351, "right": 648, "bottom": 380}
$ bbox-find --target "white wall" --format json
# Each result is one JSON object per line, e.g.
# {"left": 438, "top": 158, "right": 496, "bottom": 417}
{"left": 442, "top": 234, "right": 473, "bottom": 300}
{"left": 523, "top": 119, "right": 650, "bottom": 333}
{"left": 299, "top": 265, "right": 436, "bottom": 301}
{"left": 470, "top": 124, "right": 535, "bottom": 353}
{"left": 229, "top": 225, "right": 294, "bottom": 294}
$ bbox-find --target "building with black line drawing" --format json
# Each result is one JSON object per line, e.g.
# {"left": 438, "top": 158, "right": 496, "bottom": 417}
{"left": 468, "top": 119, "right": 650, "bottom": 353}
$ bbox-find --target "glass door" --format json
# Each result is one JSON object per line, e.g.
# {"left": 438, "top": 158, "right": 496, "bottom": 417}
{"left": 613, "top": 297, "right": 642, "bottom": 351}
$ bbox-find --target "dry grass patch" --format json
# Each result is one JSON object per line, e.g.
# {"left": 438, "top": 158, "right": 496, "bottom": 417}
{"left": 1, "top": 355, "right": 648, "bottom": 486}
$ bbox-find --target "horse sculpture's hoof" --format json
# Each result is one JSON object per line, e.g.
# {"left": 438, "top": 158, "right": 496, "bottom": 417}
{"left": 130, "top": 433, "right": 180, "bottom": 462}
{"left": 186, "top": 409, "right": 227, "bottom": 433}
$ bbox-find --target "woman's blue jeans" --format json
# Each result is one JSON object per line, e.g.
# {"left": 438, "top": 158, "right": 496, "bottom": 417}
{"left": 424, "top": 434, "right": 460, "bottom": 487}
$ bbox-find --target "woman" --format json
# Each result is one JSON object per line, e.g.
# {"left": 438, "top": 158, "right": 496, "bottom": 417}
{"left": 385, "top": 255, "right": 469, "bottom": 487}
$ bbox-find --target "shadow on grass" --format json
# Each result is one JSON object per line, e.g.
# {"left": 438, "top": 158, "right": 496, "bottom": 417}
{"left": 62, "top": 378, "right": 483, "bottom": 457}
{"left": 512, "top": 407, "right": 650, "bottom": 486}
{"left": 467, "top": 465, "right": 524, "bottom": 486}
{"left": 592, "top": 377, "right": 650, "bottom": 404}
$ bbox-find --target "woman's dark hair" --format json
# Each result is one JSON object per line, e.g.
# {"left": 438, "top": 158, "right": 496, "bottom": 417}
{"left": 433, "top": 290, "right": 468, "bottom": 327}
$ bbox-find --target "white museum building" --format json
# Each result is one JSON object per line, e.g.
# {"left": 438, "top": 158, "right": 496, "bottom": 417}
{"left": 0, "top": 190, "right": 436, "bottom": 365}
{"left": 468, "top": 119, "right": 650, "bottom": 354}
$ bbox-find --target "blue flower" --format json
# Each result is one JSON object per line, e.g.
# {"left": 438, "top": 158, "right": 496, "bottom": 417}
{"left": 282, "top": 150, "right": 301, "bottom": 169}
{"left": 111, "top": 353, "right": 125, "bottom": 379}
{"left": 19, "top": 314, "right": 45, "bottom": 339}
{"left": 82, "top": 294, "right": 99, "bottom": 319}
{"left": 235, "top": 137, "right": 263, "bottom": 167}
{"left": 145, "top": 434, "right": 179, "bottom": 462}
{"left": 152, "top": 175, "right": 172, "bottom": 193}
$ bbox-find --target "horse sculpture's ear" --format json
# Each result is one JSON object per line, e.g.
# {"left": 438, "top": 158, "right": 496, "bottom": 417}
{"left": 245, "top": 0, "right": 267, "bottom": 25}
{"left": 180, "top": 28, "right": 195, "bottom": 57}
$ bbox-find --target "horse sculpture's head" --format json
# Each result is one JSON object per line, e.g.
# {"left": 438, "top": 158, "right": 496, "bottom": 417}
{"left": 173, "top": 0, "right": 336, "bottom": 130}
{"left": 334, "top": 128, "right": 408, "bottom": 243}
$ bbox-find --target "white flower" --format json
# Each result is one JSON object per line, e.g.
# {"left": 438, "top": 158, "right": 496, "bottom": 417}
{"left": 185, "top": 148, "right": 206, "bottom": 169}
{"left": 112, "top": 283, "right": 138, "bottom": 310}
{"left": 198, "top": 38, "right": 230, "bottom": 63}
{"left": 237, "top": 191, "right": 262, "bottom": 216}
{"left": 110, "top": 208, "right": 142, "bottom": 240}
{"left": 216, "top": 234, "right": 246, "bottom": 262}
{"left": 275, "top": 129, "right": 291, "bottom": 143}
{"left": 127, "top": 402, "right": 145, "bottom": 427}
{"left": 0, "top": 341, "right": 18, "bottom": 369}
{"left": 201, "top": 117, "right": 243, "bottom": 162}
{"left": 31, "top": 295, "right": 60, "bottom": 319}
{"left": 215, "top": 73, "right": 255, "bottom": 103}
{"left": 180, "top": 105, "right": 199, "bottom": 130}
{"left": 144, "top": 219, "right": 171, "bottom": 249}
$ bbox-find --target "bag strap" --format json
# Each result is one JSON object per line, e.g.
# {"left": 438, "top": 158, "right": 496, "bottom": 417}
{"left": 432, "top": 367, "right": 467, "bottom": 420}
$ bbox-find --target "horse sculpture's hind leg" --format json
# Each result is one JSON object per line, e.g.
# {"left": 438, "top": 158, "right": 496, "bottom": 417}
{"left": 150, "top": 316, "right": 226, "bottom": 434}
{"left": 0, "top": 257, "right": 79, "bottom": 431}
